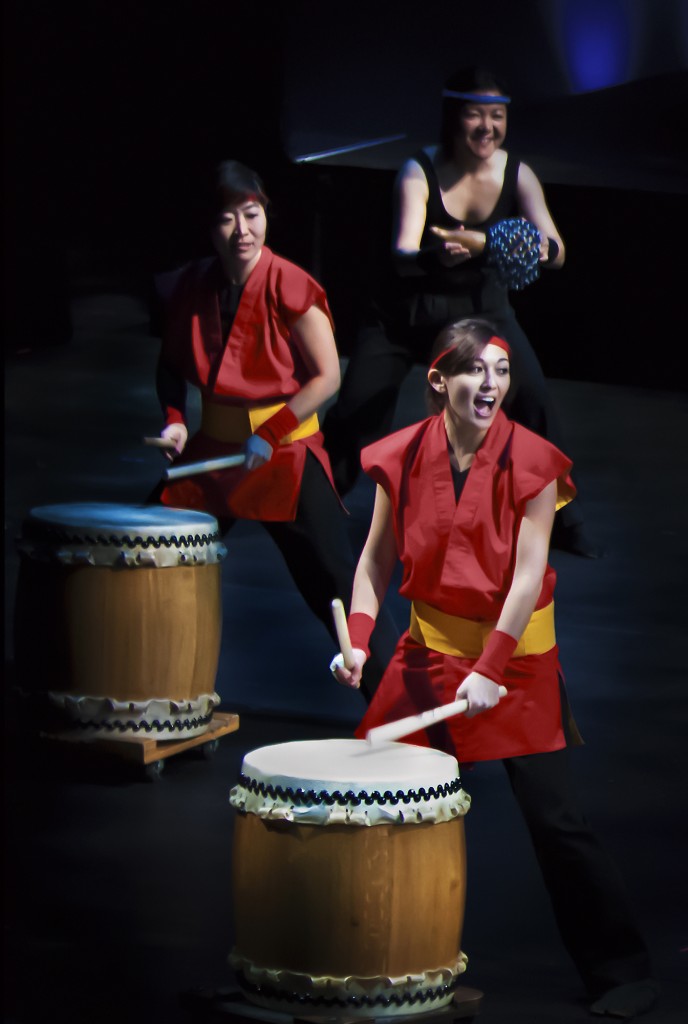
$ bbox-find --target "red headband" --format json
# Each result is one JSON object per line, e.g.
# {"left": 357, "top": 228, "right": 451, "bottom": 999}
{"left": 429, "top": 335, "right": 511, "bottom": 370}
{"left": 217, "top": 190, "right": 264, "bottom": 209}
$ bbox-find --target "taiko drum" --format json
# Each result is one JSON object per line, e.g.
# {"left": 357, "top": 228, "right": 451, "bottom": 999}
{"left": 229, "top": 738, "right": 472, "bottom": 1017}
{"left": 14, "top": 502, "right": 225, "bottom": 738}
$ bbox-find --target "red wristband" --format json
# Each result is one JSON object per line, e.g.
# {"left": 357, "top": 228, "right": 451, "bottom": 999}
{"left": 347, "top": 613, "right": 376, "bottom": 658}
{"left": 255, "top": 406, "right": 300, "bottom": 448}
{"left": 473, "top": 630, "right": 518, "bottom": 684}
{"left": 165, "top": 407, "right": 185, "bottom": 426}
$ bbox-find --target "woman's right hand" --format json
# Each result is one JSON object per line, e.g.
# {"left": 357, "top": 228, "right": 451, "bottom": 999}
{"left": 160, "top": 423, "right": 188, "bottom": 461}
{"left": 430, "top": 225, "right": 486, "bottom": 264}
{"left": 329, "top": 649, "right": 367, "bottom": 691}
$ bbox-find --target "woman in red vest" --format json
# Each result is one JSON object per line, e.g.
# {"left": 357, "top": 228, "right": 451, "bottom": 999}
{"left": 153, "top": 160, "right": 396, "bottom": 700}
{"left": 331, "top": 317, "right": 656, "bottom": 1017}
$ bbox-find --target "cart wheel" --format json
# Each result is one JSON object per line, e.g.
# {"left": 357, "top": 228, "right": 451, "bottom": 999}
{"left": 201, "top": 738, "right": 220, "bottom": 760}
{"left": 145, "top": 759, "right": 165, "bottom": 781}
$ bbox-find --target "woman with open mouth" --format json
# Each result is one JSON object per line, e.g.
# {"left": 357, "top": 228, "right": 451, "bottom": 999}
{"left": 331, "top": 316, "right": 657, "bottom": 1020}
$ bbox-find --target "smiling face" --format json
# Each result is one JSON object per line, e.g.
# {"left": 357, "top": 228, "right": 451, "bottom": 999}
{"left": 456, "top": 94, "right": 508, "bottom": 160}
{"left": 211, "top": 198, "right": 267, "bottom": 281}
{"left": 429, "top": 342, "right": 510, "bottom": 432}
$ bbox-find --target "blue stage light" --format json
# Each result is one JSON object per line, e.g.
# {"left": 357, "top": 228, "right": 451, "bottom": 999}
{"left": 562, "top": 0, "right": 633, "bottom": 92}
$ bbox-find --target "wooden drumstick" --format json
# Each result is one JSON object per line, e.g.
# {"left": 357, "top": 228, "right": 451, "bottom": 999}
{"left": 430, "top": 226, "right": 487, "bottom": 257}
{"left": 366, "top": 686, "right": 508, "bottom": 745}
{"left": 164, "top": 454, "right": 246, "bottom": 481}
{"left": 331, "top": 598, "right": 355, "bottom": 670}
{"left": 143, "top": 436, "right": 178, "bottom": 449}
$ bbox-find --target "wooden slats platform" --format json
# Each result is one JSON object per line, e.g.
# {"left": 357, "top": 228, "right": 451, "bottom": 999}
{"left": 40, "top": 710, "right": 240, "bottom": 778}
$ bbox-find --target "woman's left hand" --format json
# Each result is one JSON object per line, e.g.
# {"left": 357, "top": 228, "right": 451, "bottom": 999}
{"left": 456, "top": 673, "right": 503, "bottom": 718}
{"left": 243, "top": 433, "right": 273, "bottom": 471}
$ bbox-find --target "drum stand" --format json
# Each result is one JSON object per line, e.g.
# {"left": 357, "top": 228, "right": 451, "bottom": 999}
{"left": 179, "top": 983, "right": 483, "bottom": 1023}
{"left": 39, "top": 711, "right": 240, "bottom": 781}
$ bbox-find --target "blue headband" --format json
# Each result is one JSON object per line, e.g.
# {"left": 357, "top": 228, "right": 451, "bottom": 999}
{"left": 442, "top": 90, "right": 511, "bottom": 104}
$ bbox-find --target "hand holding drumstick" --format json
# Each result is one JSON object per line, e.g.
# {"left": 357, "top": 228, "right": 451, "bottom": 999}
{"left": 329, "top": 599, "right": 366, "bottom": 691}
{"left": 367, "top": 684, "right": 508, "bottom": 744}
{"left": 429, "top": 224, "right": 487, "bottom": 263}
{"left": 143, "top": 424, "right": 188, "bottom": 462}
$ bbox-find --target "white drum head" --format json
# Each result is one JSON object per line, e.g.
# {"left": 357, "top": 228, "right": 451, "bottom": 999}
{"left": 230, "top": 738, "right": 470, "bottom": 825}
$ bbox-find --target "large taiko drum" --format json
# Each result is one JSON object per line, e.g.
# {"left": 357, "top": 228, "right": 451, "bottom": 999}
{"left": 13, "top": 502, "right": 226, "bottom": 738}
{"left": 229, "top": 738, "right": 472, "bottom": 1017}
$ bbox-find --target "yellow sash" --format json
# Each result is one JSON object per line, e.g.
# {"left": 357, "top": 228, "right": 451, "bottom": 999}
{"left": 201, "top": 400, "right": 319, "bottom": 444}
{"left": 409, "top": 600, "right": 556, "bottom": 659}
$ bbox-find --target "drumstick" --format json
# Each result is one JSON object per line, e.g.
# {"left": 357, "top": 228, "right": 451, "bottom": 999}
{"left": 366, "top": 686, "right": 508, "bottom": 745}
{"left": 331, "top": 598, "right": 355, "bottom": 670}
{"left": 143, "top": 436, "right": 178, "bottom": 449}
{"left": 164, "top": 454, "right": 246, "bottom": 481}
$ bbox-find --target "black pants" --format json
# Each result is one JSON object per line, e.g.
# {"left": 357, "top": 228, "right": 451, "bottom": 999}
{"left": 501, "top": 747, "right": 651, "bottom": 996}
{"left": 163, "top": 453, "right": 398, "bottom": 704}
{"left": 324, "top": 310, "right": 583, "bottom": 530}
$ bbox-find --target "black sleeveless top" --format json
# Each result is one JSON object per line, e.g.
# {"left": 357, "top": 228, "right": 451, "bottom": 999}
{"left": 416, "top": 148, "right": 520, "bottom": 238}
{"left": 400, "top": 149, "right": 521, "bottom": 320}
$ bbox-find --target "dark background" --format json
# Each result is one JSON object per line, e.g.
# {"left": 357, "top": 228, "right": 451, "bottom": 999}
{"left": 4, "top": 5, "right": 688, "bottom": 1023}
{"left": 4, "top": 0, "right": 688, "bottom": 387}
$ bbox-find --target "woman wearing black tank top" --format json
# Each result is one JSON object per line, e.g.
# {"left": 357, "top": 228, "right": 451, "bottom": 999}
{"left": 324, "top": 68, "right": 599, "bottom": 558}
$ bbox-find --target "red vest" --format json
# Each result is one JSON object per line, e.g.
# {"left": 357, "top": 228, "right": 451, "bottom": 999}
{"left": 158, "top": 249, "right": 337, "bottom": 521}
{"left": 356, "top": 412, "right": 578, "bottom": 762}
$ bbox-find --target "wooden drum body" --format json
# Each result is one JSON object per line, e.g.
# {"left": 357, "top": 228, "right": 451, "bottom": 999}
{"left": 229, "top": 738, "right": 472, "bottom": 1017}
{"left": 14, "top": 503, "right": 226, "bottom": 738}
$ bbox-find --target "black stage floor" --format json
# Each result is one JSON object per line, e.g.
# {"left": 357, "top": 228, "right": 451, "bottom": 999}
{"left": 4, "top": 288, "right": 687, "bottom": 1023}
